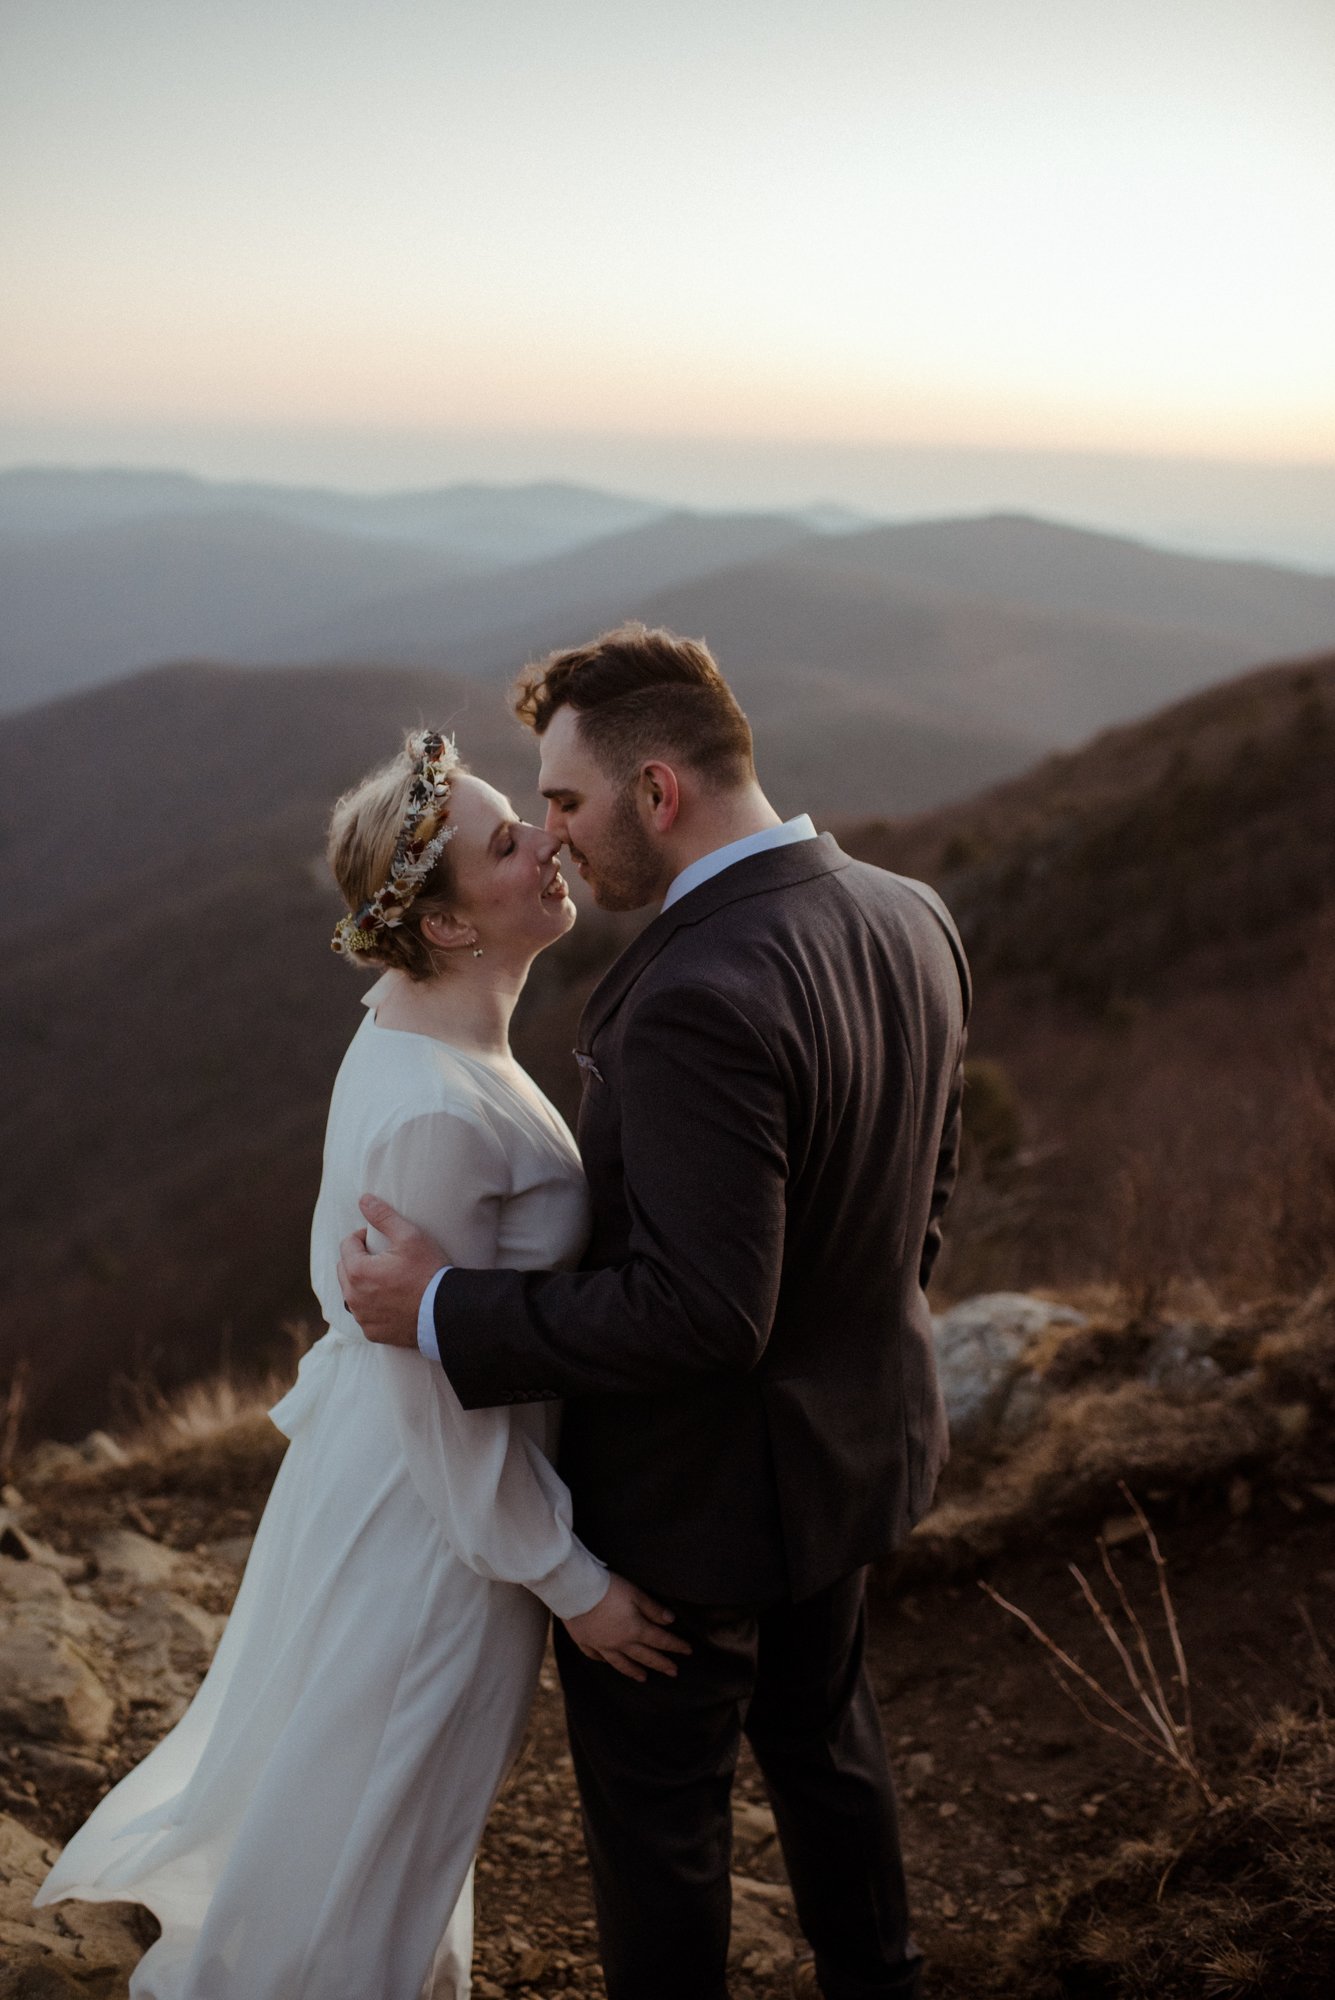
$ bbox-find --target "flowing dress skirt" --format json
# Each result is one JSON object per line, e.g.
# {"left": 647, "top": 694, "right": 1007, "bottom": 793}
{"left": 35, "top": 1336, "right": 550, "bottom": 2000}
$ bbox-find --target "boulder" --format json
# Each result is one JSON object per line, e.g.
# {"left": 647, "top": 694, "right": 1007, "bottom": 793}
{"left": 105, "top": 1586, "right": 224, "bottom": 1731}
{"left": 13, "top": 1743, "right": 108, "bottom": 1784}
{"left": 0, "top": 1554, "right": 115, "bottom": 1650}
{"left": 0, "top": 1963, "right": 91, "bottom": 1999}
{"left": 0, "top": 1553, "right": 68, "bottom": 1612}
{"left": 933, "top": 1293, "right": 1087, "bottom": 1444}
{"left": 118, "top": 1589, "right": 225, "bottom": 1679}
{"left": 0, "top": 1811, "right": 143, "bottom": 1991}
{"left": 0, "top": 1626, "right": 115, "bottom": 1748}
{"left": 90, "top": 1530, "right": 182, "bottom": 1592}
{"left": 197, "top": 1534, "right": 255, "bottom": 1574}
{"left": 90, "top": 1531, "right": 218, "bottom": 1619}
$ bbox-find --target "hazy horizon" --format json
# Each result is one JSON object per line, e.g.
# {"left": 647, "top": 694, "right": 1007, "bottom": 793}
{"left": 4, "top": 429, "right": 1334, "bottom": 572}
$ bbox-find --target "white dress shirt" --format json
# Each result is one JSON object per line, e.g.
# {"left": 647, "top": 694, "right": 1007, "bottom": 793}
{"left": 416, "top": 815, "right": 818, "bottom": 1361}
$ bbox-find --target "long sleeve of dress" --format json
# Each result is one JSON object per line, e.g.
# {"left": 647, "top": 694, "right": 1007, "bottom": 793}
{"left": 429, "top": 982, "right": 791, "bottom": 1404}
{"left": 363, "top": 1106, "right": 608, "bottom": 1621}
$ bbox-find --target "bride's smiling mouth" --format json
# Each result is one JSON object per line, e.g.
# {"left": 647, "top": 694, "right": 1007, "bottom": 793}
{"left": 541, "top": 868, "right": 569, "bottom": 902}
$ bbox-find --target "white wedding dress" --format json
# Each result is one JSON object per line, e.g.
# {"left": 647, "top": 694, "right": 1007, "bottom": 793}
{"left": 35, "top": 978, "right": 608, "bottom": 2000}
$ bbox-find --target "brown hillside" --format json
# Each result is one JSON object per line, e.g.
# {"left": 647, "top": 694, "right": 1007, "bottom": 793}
{"left": 0, "top": 661, "right": 552, "bottom": 1439}
{"left": 4, "top": 650, "right": 1332, "bottom": 1442}
{"left": 0, "top": 658, "right": 540, "bottom": 916}
{"left": 837, "top": 652, "right": 1335, "bottom": 1294}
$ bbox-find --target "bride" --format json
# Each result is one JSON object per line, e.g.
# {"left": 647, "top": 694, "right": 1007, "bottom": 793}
{"left": 35, "top": 730, "right": 685, "bottom": 1999}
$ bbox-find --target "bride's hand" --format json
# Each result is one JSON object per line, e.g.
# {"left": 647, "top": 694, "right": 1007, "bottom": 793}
{"left": 562, "top": 1575, "right": 692, "bottom": 1683}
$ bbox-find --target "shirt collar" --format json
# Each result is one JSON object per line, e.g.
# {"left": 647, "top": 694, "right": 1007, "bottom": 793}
{"left": 661, "top": 815, "right": 818, "bottom": 913}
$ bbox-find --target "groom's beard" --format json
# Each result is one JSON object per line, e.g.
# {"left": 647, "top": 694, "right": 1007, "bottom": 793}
{"left": 578, "top": 784, "right": 664, "bottom": 912}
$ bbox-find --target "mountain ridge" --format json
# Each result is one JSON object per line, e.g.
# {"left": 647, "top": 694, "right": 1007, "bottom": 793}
{"left": 5, "top": 471, "right": 1333, "bottom": 739}
{"left": 0, "top": 464, "right": 666, "bottom": 554}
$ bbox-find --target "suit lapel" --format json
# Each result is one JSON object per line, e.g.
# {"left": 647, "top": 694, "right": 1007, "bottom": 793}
{"left": 576, "top": 833, "right": 849, "bottom": 1049}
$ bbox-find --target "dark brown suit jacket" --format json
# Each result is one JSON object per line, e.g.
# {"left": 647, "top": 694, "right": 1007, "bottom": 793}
{"left": 434, "top": 833, "right": 970, "bottom": 1603}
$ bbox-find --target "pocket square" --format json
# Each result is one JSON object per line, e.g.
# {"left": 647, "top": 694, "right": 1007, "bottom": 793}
{"left": 573, "top": 1049, "right": 605, "bottom": 1084}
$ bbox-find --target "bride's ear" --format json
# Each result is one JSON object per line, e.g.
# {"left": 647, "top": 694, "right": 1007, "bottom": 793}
{"left": 418, "top": 910, "right": 475, "bottom": 955}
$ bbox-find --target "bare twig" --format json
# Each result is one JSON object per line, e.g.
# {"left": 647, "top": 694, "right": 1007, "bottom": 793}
{"left": 1033, "top": 1647, "right": 1175, "bottom": 1769}
{"left": 1068, "top": 1560, "right": 1184, "bottom": 1765}
{"left": 1095, "top": 1534, "right": 1180, "bottom": 1738}
{"left": 980, "top": 1494, "right": 1219, "bottom": 1807}
{"left": 980, "top": 1582, "right": 1173, "bottom": 1762}
{"left": 1120, "top": 1480, "right": 1197, "bottom": 1751}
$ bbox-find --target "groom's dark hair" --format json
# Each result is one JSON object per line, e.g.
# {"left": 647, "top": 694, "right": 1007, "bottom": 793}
{"left": 513, "top": 622, "right": 755, "bottom": 792}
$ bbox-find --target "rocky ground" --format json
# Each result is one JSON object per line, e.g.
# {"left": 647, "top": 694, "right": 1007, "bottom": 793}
{"left": 3, "top": 1288, "right": 1334, "bottom": 1998}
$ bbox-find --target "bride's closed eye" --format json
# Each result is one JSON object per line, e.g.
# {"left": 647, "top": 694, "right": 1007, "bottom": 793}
{"left": 499, "top": 819, "right": 542, "bottom": 857}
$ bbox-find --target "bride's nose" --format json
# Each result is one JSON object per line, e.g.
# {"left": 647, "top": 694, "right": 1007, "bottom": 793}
{"left": 535, "top": 829, "right": 562, "bottom": 866}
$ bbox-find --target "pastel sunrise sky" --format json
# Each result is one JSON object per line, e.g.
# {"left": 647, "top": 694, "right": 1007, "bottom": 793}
{"left": 3, "top": 0, "right": 1333, "bottom": 557}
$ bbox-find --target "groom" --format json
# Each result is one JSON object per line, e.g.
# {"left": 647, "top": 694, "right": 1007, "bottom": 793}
{"left": 340, "top": 623, "right": 970, "bottom": 2000}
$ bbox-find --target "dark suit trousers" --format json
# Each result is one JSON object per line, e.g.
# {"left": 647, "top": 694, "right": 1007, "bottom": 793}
{"left": 553, "top": 1568, "right": 924, "bottom": 2000}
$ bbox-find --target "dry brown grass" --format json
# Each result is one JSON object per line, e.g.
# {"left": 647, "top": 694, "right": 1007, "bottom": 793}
{"left": 954, "top": 1438, "right": 1335, "bottom": 1999}
{"left": 19, "top": 1414, "right": 289, "bottom": 1561}
{"left": 13, "top": 1338, "right": 303, "bottom": 1556}
{"left": 914, "top": 1376, "right": 1269, "bottom": 1570}
{"left": 100, "top": 1321, "right": 314, "bottom": 1467}
{"left": 995, "top": 1706, "right": 1335, "bottom": 1998}
{"left": 907, "top": 1288, "right": 1335, "bottom": 1574}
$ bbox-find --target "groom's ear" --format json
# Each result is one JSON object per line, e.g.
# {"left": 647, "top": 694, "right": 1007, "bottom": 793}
{"left": 638, "top": 760, "right": 681, "bottom": 832}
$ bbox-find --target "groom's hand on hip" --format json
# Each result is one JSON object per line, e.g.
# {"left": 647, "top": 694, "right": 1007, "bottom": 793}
{"left": 337, "top": 1195, "right": 443, "bottom": 1349}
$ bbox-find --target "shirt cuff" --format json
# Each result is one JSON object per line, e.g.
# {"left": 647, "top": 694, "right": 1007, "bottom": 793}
{"left": 416, "top": 1267, "right": 449, "bottom": 1363}
{"left": 540, "top": 1548, "right": 611, "bottom": 1621}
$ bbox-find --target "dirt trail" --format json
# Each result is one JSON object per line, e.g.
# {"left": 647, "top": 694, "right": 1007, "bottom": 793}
{"left": 6, "top": 1406, "right": 1333, "bottom": 1997}
{"left": 469, "top": 1496, "right": 1334, "bottom": 1997}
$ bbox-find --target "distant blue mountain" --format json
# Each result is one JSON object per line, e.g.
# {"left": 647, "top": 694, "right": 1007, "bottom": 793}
{"left": 0, "top": 466, "right": 666, "bottom": 560}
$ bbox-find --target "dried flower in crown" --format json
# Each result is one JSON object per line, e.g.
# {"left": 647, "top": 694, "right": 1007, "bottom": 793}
{"left": 332, "top": 731, "right": 458, "bottom": 958}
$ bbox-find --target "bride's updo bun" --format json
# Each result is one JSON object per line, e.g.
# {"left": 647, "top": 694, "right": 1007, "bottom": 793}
{"left": 327, "top": 732, "right": 467, "bottom": 981}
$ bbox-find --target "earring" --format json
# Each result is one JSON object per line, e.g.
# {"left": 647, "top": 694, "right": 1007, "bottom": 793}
{"left": 471, "top": 938, "right": 484, "bottom": 958}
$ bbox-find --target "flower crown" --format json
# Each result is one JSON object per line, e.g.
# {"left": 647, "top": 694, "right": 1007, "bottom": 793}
{"left": 332, "top": 731, "right": 459, "bottom": 959}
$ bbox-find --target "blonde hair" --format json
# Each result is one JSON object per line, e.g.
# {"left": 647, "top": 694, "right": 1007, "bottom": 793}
{"left": 327, "top": 733, "right": 468, "bottom": 981}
